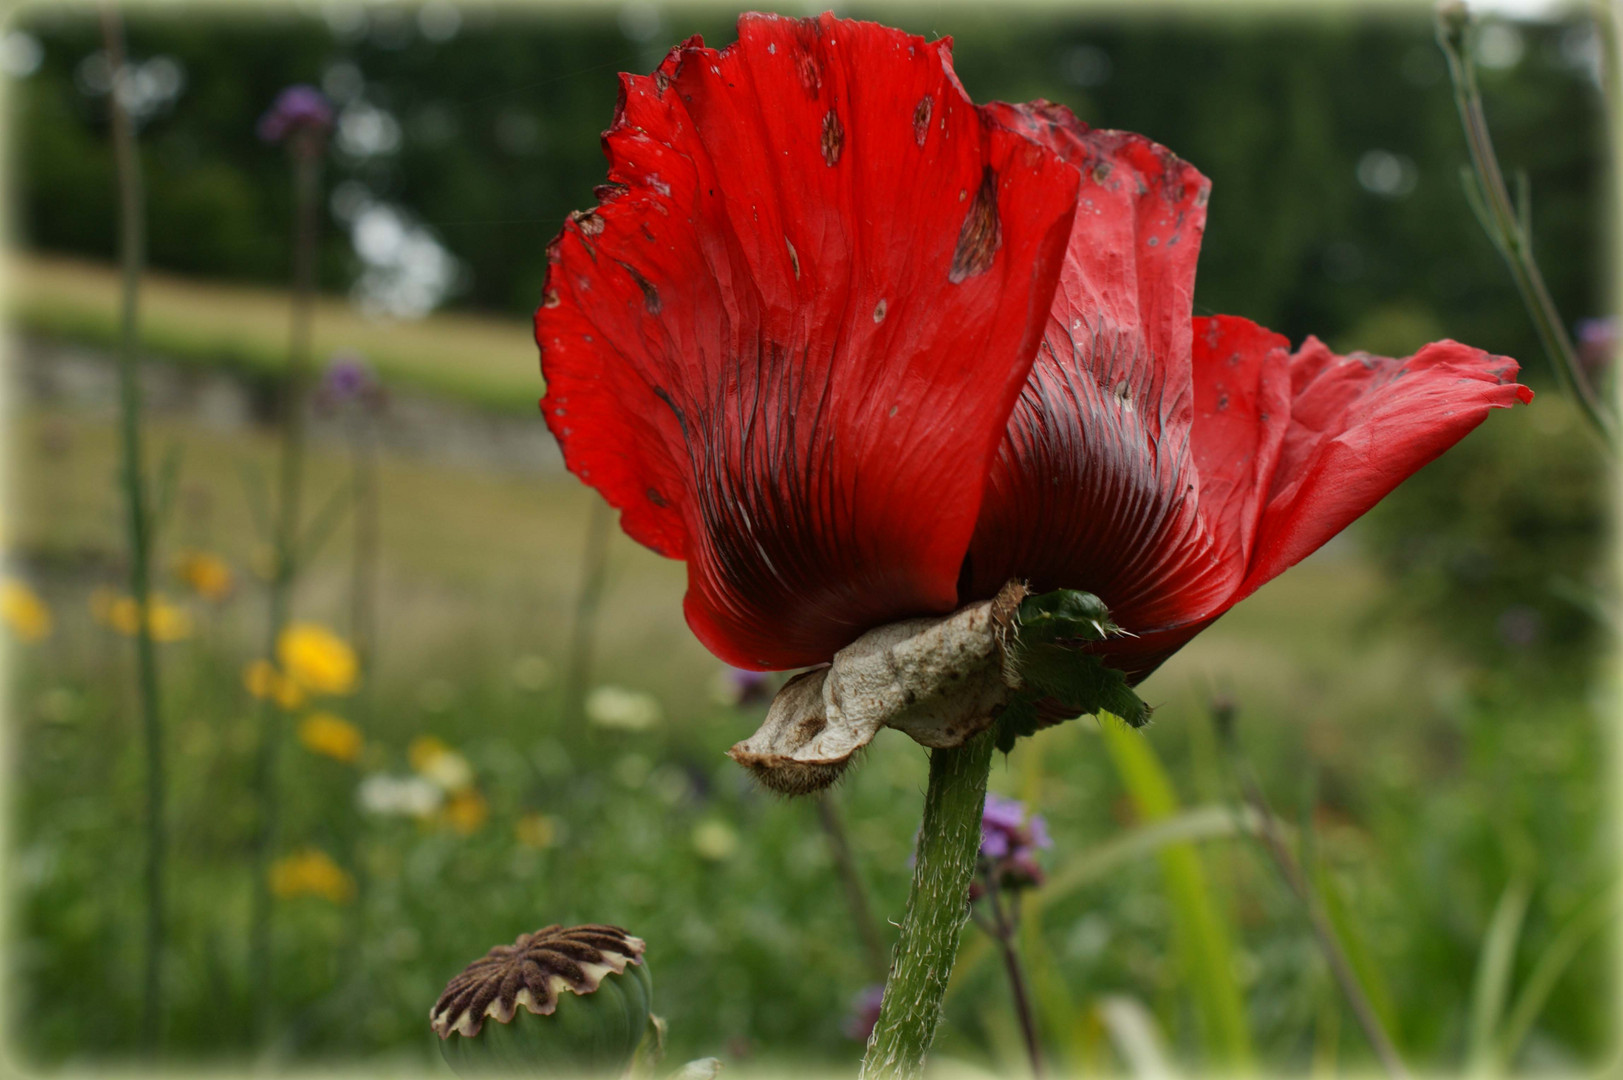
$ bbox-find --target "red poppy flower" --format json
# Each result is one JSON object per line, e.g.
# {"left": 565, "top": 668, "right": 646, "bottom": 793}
{"left": 538, "top": 14, "right": 1531, "bottom": 679}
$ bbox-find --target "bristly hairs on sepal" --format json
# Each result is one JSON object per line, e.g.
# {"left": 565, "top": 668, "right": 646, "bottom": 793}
{"left": 994, "top": 588, "right": 1153, "bottom": 752}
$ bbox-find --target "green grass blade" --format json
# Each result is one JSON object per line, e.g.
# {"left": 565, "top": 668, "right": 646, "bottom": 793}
{"left": 1311, "top": 860, "right": 1401, "bottom": 1046}
{"left": 944, "top": 804, "right": 1266, "bottom": 1004}
{"left": 1100, "top": 715, "right": 1253, "bottom": 1071}
{"left": 1466, "top": 877, "right": 1532, "bottom": 1073}
{"left": 1495, "top": 883, "right": 1621, "bottom": 1069}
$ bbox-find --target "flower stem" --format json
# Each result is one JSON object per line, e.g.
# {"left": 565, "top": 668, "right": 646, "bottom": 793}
{"left": 249, "top": 134, "right": 323, "bottom": 1046}
{"left": 99, "top": 4, "right": 166, "bottom": 1053}
{"left": 986, "top": 877, "right": 1043, "bottom": 1078}
{"left": 861, "top": 729, "right": 995, "bottom": 1080}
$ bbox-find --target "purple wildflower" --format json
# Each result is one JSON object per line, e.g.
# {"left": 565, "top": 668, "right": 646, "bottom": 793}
{"left": 316, "top": 352, "right": 383, "bottom": 412}
{"left": 977, "top": 792, "right": 1051, "bottom": 896}
{"left": 843, "top": 984, "right": 885, "bottom": 1041}
{"left": 258, "top": 84, "right": 333, "bottom": 144}
{"left": 1577, "top": 317, "right": 1616, "bottom": 377}
{"left": 982, "top": 792, "right": 1027, "bottom": 834}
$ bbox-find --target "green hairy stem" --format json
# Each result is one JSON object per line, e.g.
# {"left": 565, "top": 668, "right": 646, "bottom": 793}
{"left": 861, "top": 730, "right": 995, "bottom": 1080}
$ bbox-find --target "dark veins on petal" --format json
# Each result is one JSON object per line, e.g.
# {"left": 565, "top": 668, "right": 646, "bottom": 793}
{"left": 967, "top": 314, "right": 1234, "bottom": 635}
{"left": 656, "top": 339, "right": 861, "bottom": 637}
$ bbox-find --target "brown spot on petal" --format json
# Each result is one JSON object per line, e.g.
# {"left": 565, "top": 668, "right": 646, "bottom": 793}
{"left": 949, "top": 167, "right": 1001, "bottom": 284}
{"left": 541, "top": 290, "right": 560, "bottom": 309}
{"left": 594, "top": 182, "right": 630, "bottom": 203}
{"left": 913, "top": 96, "right": 932, "bottom": 146}
{"left": 653, "top": 71, "right": 670, "bottom": 94}
{"left": 786, "top": 238, "right": 800, "bottom": 280}
{"left": 821, "top": 109, "right": 843, "bottom": 166}
{"left": 569, "top": 208, "right": 605, "bottom": 237}
{"left": 873, "top": 299, "right": 887, "bottom": 324}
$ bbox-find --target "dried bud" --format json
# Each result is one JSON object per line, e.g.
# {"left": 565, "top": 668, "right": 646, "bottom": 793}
{"left": 1435, "top": 0, "right": 1471, "bottom": 58}
{"left": 431, "top": 924, "right": 653, "bottom": 1076}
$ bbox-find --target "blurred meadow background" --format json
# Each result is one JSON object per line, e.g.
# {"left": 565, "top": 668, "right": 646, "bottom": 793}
{"left": 1, "top": 0, "right": 1616, "bottom": 1075}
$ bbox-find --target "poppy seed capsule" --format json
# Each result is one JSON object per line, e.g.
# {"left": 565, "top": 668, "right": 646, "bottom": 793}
{"left": 431, "top": 925, "right": 653, "bottom": 1077}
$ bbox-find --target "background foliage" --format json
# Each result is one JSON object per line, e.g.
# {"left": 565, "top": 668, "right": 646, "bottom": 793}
{"left": 3, "top": 1, "right": 1614, "bottom": 1074}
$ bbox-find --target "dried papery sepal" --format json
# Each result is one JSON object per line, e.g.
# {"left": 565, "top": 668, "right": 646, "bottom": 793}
{"left": 729, "top": 584, "right": 1027, "bottom": 795}
{"left": 430, "top": 924, "right": 646, "bottom": 1039}
{"left": 730, "top": 582, "right": 1158, "bottom": 794}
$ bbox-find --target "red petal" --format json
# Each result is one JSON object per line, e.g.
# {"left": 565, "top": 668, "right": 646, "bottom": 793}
{"left": 961, "top": 102, "right": 1531, "bottom": 685}
{"left": 1233, "top": 337, "right": 1532, "bottom": 602}
{"left": 537, "top": 15, "right": 1079, "bottom": 670}
{"left": 964, "top": 104, "right": 1223, "bottom": 629}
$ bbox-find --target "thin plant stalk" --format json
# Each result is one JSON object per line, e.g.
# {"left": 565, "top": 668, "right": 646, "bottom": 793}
{"left": 248, "top": 130, "right": 324, "bottom": 1044}
{"left": 861, "top": 729, "right": 995, "bottom": 1080}
{"left": 346, "top": 410, "right": 380, "bottom": 723}
{"left": 342, "top": 404, "right": 380, "bottom": 1039}
{"left": 975, "top": 873, "right": 1043, "bottom": 1077}
{"left": 100, "top": 4, "right": 166, "bottom": 1052}
{"left": 1436, "top": 3, "right": 1616, "bottom": 447}
{"left": 1246, "top": 779, "right": 1407, "bottom": 1079}
{"left": 563, "top": 499, "right": 613, "bottom": 730}
{"left": 813, "top": 790, "right": 890, "bottom": 980}
{"left": 1213, "top": 706, "right": 1409, "bottom": 1080}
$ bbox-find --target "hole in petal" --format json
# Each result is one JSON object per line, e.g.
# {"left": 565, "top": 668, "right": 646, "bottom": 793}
{"left": 795, "top": 51, "right": 820, "bottom": 96}
{"left": 821, "top": 109, "right": 843, "bottom": 165}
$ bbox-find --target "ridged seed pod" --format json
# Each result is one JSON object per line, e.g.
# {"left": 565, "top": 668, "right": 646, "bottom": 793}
{"left": 431, "top": 924, "right": 652, "bottom": 1077}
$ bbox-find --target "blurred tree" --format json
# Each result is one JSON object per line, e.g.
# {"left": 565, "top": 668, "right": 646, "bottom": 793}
{"left": 10, "top": 6, "right": 1605, "bottom": 362}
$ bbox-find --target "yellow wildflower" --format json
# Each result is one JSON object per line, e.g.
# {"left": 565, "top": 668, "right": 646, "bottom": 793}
{"left": 1, "top": 580, "right": 52, "bottom": 642}
{"left": 244, "top": 659, "right": 306, "bottom": 711}
{"left": 174, "top": 550, "right": 234, "bottom": 602}
{"left": 443, "top": 789, "right": 489, "bottom": 835}
{"left": 409, "top": 734, "right": 474, "bottom": 792}
{"left": 146, "top": 598, "right": 194, "bottom": 641}
{"left": 92, "top": 590, "right": 193, "bottom": 642}
{"left": 515, "top": 812, "right": 560, "bottom": 850}
{"left": 297, "top": 711, "right": 363, "bottom": 763}
{"left": 278, "top": 623, "right": 358, "bottom": 696}
{"left": 408, "top": 734, "right": 450, "bottom": 773}
{"left": 269, "top": 848, "right": 354, "bottom": 903}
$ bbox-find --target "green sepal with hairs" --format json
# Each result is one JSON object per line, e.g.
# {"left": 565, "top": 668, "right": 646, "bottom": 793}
{"left": 994, "top": 588, "right": 1151, "bottom": 753}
